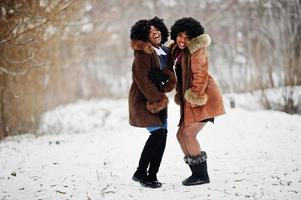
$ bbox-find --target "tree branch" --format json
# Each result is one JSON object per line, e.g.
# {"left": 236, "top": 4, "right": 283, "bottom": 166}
{"left": 0, "top": 21, "right": 21, "bottom": 44}
{"left": 206, "top": 0, "right": 237, "bottom": 25}
{"left": 54, "top": 0, "right": 74, "bottom": 15}
{"left": 0, "top": 52, "right": 35, "bottom": 64}
{"left": 0, "top": 0, "right": 73, "bottom": 44}
{"left": 0, "top": 4, "right": 42, "bottom": 20}
{"left": 0, "top": 66, "right": 27, "bottom": 76}
{"left": 0, "top": 38, "right": 35, "bottom": 51}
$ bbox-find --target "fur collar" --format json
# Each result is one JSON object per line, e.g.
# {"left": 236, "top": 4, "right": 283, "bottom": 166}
{"left": 169, "top": 34, "right": 211, "bottom": 55}
{"left": 187, "top": 34, "right": 211, "bottom": 54}
{"left": 130, "top": 40, "right": 153, "bottom": 54}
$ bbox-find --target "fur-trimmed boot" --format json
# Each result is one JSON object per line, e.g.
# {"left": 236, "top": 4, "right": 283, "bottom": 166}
{"left": 132, "top": 129, "right": 166, "bottom": 188}
{"left": 182, "top": 151, "right": 210, "bottom": 186}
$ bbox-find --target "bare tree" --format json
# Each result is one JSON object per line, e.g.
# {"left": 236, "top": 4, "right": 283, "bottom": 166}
{"left": 0, "top": 0, "right": 75, "bottom": 137}
{"left": 1, "top": 0, "right": 300, "bottom": 138}
{"left": 250, "top": 0, "right": 301, "bottom": 113}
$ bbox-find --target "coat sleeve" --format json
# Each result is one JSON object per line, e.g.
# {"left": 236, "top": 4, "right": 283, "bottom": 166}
{"left": 162, "top": 68, "right": 176, "bottom": 93}
{"left": 132, "top": 51, "right": 163, "bottom": 103}
{"left": 184, "top": 48, "right": 209, "bottom": 106}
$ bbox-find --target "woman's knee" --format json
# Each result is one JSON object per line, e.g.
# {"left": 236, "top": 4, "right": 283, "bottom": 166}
{"left": 182, "top": 130, "right": 197, "bottom": 140}
{"left": 176, "top": 131, "right": 184, "bottom": 142}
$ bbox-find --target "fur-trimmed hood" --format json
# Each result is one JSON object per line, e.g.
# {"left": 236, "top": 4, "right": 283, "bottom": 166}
{"left": 130, "top": 39, "right": 154, "bottom": 54}
{"left": 187, "top": 34, "right": 211, "bottom": 54}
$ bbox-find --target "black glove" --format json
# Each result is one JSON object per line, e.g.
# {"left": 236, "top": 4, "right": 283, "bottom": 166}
{"left": 148, "top": 68, "right": 169, "bottom": 84}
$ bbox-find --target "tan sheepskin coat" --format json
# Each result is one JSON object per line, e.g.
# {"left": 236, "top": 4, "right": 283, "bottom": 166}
{"left": 171, "top": 34, "right": 225, "bottom": 126}
{"left": 128, "top": 40, "right": 176, "bottom": 127}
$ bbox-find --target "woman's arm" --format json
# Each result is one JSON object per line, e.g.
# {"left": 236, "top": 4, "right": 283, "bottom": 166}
{"left": 184, "top": 47, "right": 209, "bottom": 106}
{"left": 132, "top": 51, "right": 168, "bottom": 113}
{"left": 161, "top": 68, "right": 176, "bottom": 92}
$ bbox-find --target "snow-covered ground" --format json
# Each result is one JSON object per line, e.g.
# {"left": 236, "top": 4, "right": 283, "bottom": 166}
{"left": 1, "top": 97, "right": 301, "bottom": 200}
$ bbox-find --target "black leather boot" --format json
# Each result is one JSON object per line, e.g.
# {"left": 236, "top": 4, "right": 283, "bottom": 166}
{"left": 147, "top": 129, "right": 167, "bottom": 188}
{"left": 133, "top": 174, "right": 160, "bottom": 188}
{"left": 132, "top": 129, "right": 166, "bottom": 188}
{"left": 182, "top": 151, "right": 210, "bottom": 186}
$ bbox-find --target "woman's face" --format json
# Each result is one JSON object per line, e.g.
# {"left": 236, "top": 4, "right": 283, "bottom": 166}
{"left": 148, "top": 25, "right": 161, "bottom": 47}
{"left": 176, "top": 32, "right": 191, "bottom": 49}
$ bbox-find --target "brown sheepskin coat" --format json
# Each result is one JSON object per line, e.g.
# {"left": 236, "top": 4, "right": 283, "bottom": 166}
{"left": 171, "top": 34, "right": 225, "bottom": 126}
{"left": 129, "top": 40, "right": 176, "bottom": 127}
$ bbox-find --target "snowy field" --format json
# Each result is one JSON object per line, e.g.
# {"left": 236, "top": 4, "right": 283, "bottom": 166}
{"left": 1, "top": 97, "right": 301, "bottom": 200}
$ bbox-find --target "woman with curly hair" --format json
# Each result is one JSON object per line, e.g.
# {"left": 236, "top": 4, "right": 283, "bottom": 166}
{"left": 128, "top": 16, "right": 176, "bottom": 188}
{"left": 169, "top": 17, "right": 225, "bottom": 186}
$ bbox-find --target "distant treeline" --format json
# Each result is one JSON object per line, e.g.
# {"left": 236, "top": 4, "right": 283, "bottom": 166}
{"left": 0, "top": 0, "right": 300, "bottom": 137}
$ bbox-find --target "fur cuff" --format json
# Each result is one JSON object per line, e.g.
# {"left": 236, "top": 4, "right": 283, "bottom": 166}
{"left": 185, "top": 88, "right": 208, "bottom": 106}
{"left": 162, "top": 70, "right": 176, "bottom": 93}
{"left": 188, "top": 151, "right": 207, "bottom": 165}
{"left": 174, "top": 93, "right": 181, "bottom": 105}
{"left": 146, "top": 95, "right": 168, "bottom": 114}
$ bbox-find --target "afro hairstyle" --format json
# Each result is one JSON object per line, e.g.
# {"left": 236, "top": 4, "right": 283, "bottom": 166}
{"left": 170, "top": 17, "right": 204, "bottom": 41}
{"left": 130, "top": 16, "right": 169, "bottom": 44}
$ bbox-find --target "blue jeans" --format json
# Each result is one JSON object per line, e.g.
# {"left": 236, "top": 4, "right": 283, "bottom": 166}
{"left": 146, "top": 119, "right": 167, "bottom": 133}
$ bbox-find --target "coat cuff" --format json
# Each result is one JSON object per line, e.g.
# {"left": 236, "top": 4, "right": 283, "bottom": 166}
{"left": 146, "top": 94, "right": 169, "bottom": 113}
{"left": 162, "top": 70, "right": 176, "bottom": 93}
{"left": 184, "top": 88, "right": 208, "bottom": 106}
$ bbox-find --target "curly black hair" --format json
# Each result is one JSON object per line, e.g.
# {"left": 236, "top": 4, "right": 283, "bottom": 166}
{"left": 170, "top": 17, "right": 204, "bottom": 41}
{"left": 130, "top": 16, "right": 169, "bottom": 44}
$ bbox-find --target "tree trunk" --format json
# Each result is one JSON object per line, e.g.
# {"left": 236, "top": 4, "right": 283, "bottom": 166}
{"left": 0, "top": 85, "right": 7, "bottom": 139}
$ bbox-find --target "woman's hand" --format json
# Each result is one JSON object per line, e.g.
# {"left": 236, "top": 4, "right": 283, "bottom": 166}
{"left": 148, "top": 68, "right": 169, "bottom": 84}
{"left": 190, "top": 103, "right": 198, "bottom": 108}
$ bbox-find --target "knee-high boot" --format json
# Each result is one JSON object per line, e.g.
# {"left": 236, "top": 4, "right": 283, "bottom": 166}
{"left": 148, "top": 129, "right": 167, "bottom": 182}
{"left": 132, "top": 129, "right": 166, "bottom": 188}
